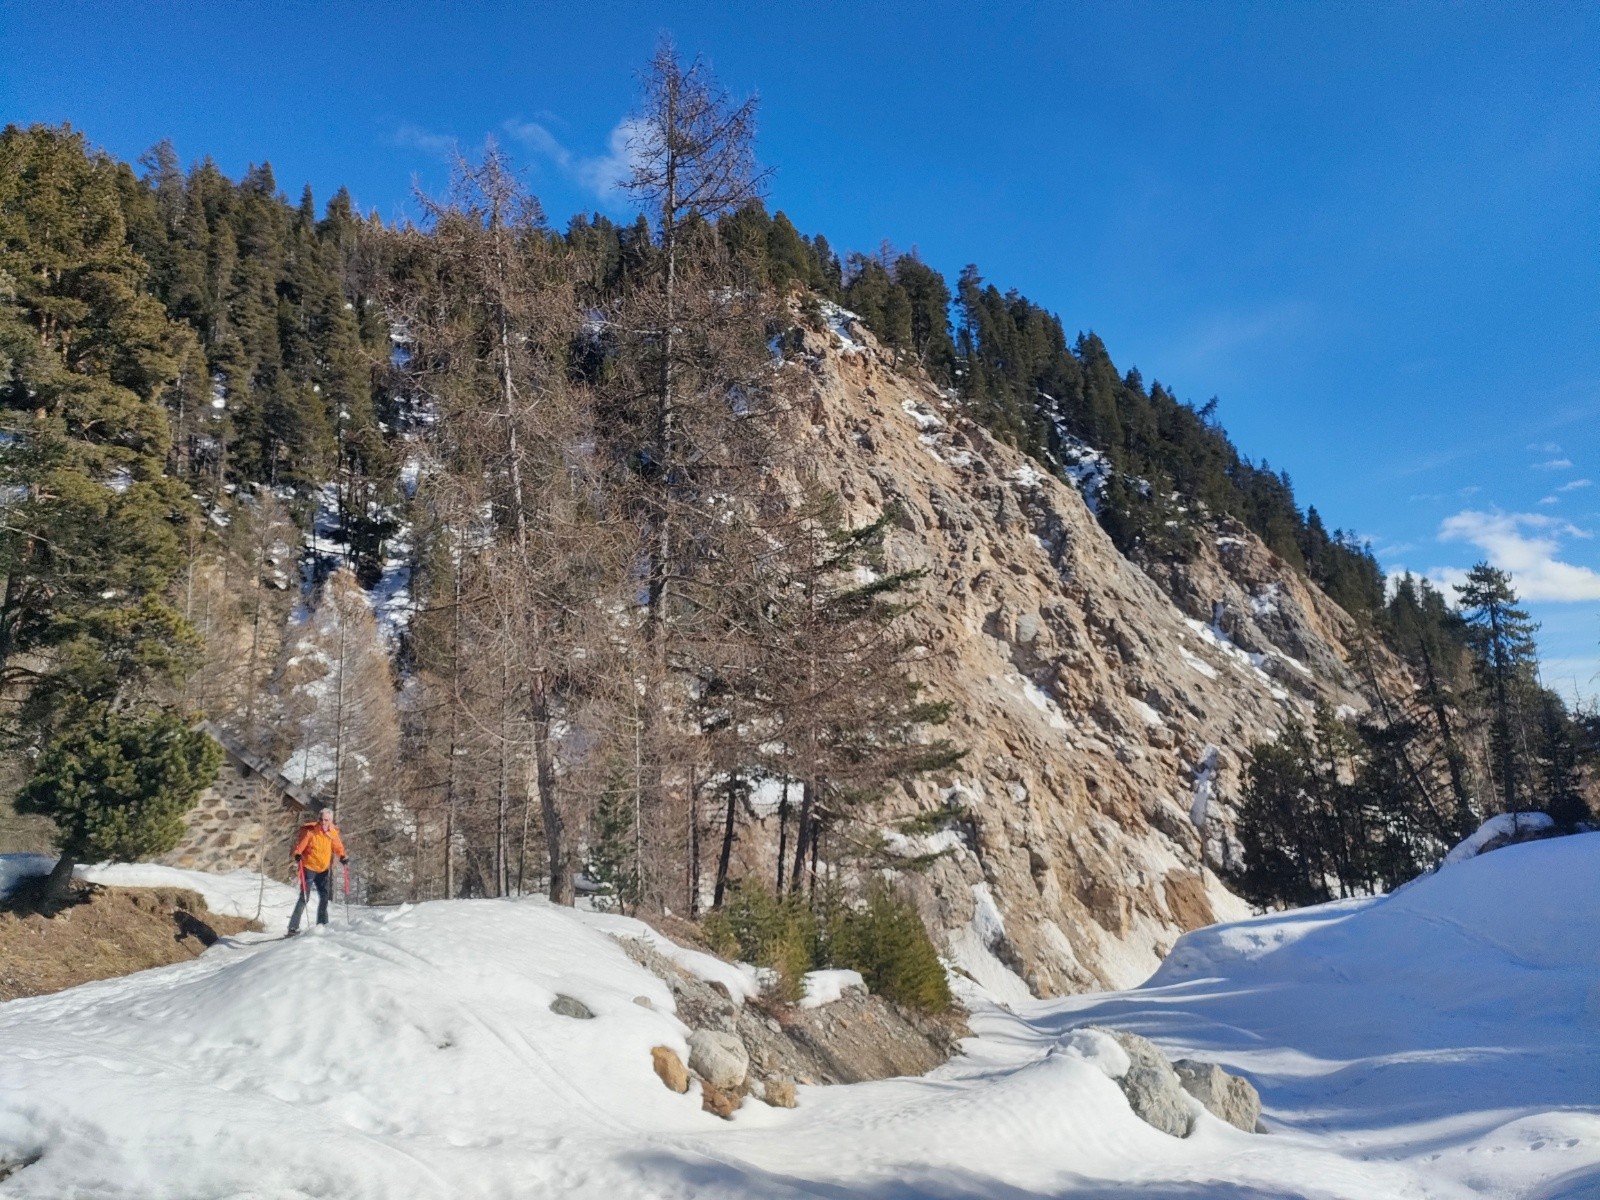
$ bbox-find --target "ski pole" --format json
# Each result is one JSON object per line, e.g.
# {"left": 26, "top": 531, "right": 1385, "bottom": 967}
{"left": 342, "top": 860, "right": 351, "bottom": 926}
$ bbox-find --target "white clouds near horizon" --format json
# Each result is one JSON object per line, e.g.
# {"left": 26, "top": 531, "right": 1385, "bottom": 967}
{"left": 1433, "top": 510, "right": 1600, "bottom": 602}
{"left": 503, "top": 116, "right": 649, "bottom": 201}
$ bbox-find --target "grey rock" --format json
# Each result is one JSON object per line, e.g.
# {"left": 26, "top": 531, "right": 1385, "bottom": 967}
{"left": 549, "top": 994, "right": 594, "bottom": 1020}
{"left": 1174, "top": 1059, "right": 1261, "bottom": 1133}
{"left": 1096, "top": 1028, "right": 1193, "bottom": 1138}
{"left": 688, "top": 1029, "right": 749, "bottom": 1089}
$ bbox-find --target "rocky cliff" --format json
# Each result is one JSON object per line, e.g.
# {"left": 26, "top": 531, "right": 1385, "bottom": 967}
{"left": 744, "top": 314, "right": 1405, "bottom": 996}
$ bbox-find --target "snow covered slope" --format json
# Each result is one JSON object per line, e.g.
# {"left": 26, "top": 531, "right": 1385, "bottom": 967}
{"left": 1, "top": 837, "right": 1597, "bottom": 1198}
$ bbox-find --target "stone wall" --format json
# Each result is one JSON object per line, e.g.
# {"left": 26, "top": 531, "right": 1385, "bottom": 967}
{"left": 161, "top": 751, "right": 307, "bottom": 883}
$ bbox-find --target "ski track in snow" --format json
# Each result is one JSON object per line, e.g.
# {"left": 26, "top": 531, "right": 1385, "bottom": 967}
{"left": 1, "top": 836, "right": 1598, "bottom": 1198}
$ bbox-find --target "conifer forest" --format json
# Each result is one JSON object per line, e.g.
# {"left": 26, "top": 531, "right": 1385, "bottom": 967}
{"left": 1, "top": 43, "right": 1594, "bottom": 931}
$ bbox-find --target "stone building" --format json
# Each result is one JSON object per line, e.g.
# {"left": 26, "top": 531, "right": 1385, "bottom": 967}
{"left": 160, "top": 723, "right": 316, "bottom": 882}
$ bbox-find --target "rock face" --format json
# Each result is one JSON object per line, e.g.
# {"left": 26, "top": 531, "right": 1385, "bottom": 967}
{"left": 687, "top": 1030, "right": 749, "bottom": 1090}
{"left": 725, "top": 318, "right": 1417, "bottom": 995}
{"left": 1174, "top": 1058, "right": 1263, "bottom": 1133}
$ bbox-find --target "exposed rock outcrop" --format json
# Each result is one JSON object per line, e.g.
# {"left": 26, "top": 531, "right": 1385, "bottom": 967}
{"left": 618, "top": 935, "right": 964, "bottom": 1096}
{"left": 718, "top": 318, "right": 1418, "bottom": 994}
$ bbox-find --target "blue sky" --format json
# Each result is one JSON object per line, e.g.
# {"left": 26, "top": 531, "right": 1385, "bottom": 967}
{"left": 4, "top": 1, "right": 1597, "bottom": 696}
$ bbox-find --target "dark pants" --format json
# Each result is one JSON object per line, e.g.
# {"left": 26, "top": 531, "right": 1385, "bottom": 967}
{"left": 290, "top": 867, "right": 332, "bottom": 932}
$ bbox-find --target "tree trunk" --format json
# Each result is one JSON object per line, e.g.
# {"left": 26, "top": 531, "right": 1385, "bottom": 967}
{"left": 531, "top": 673, "right": 570, "bottom": 905}
{"left": 790, "top": 778, "right": 814, "bottom": 894}
{"left": 713, "top": 772, "right": 738, "bottom": 909}
{"left": 688, "top": 765, "right": 701, "bottom": 917}
{"left": 775, "top": 778, "right": 790, "bottom": 893}
{"left": 45, "top": 852, "right": 75, "bottom": 905}
{"left": 1417, "top": 638, "right": 1472, "bottom": 827}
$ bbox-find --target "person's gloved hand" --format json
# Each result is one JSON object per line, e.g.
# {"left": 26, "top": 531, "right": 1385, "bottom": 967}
{"left": 293, "top": 854, "right": 303, "bottom": 863}
{"left": 339, "top": 856, "right": 348, "bottom": 865}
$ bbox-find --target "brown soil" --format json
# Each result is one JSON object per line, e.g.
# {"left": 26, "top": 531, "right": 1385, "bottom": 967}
{"left": 0, "top": 880, "right": 261, "bottom": 1001}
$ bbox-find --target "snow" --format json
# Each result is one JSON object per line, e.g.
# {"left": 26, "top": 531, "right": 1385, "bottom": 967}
{"left": 880, "top": 827, "right": 966, "bottom": 861}
{"left": 797, "top": 968, "right": 865, "bottom": 1010}
{"left": 744, "top": 776, "right": 789, "bottom": 818}
{"left": 1180, "top": 648, "right": 1219, "bottom": 679}
{"left": 818, "top": 301, "right": 865, "bottom": 354}
{"left": 0, "top": 853, "right": 52, "bottom": 897}
{"left": 1009, "top": 672, "right": 1070, "bottom": 731}
{"left": 571, "top": 908, "right": 762, "bottom": 1004}
{"left": 1008, "top": 463, "right": 1046, "bottom": 489}
{"left": 1183, "top": 614, "right": 1298, "bottom": 700}
{"left": 1127, "top": 697, "right": 1165, "bottom": 727}
{"left": 1055, "top": 832, "right": 1600, "bottom": 1198}
{"left": 1041, "top": 428, "right": 1111, "bottom": 514}
{"left": 0, "top": 857, "right": 301, "bottom": 927}
{"left": 1061, "top": 1026, "right": 1132, "bottom": 1080}
{"left": 1439, "top": 811, "right": 1555, "bottom": 867}
{"left": 900, "top": 397, "right": 943, "bottom": 431}
{"left": 1249, "top": 582, "right": 1281, "bottom": 618}
{"left": 943, "top": 882, "right": 1035, "bottom": 1008}
{"left": 1189, "top": 744, "right": 1220, "bottom": 828}
{"left": 2, "top": 837, "right": 1597, "bottom": 1198}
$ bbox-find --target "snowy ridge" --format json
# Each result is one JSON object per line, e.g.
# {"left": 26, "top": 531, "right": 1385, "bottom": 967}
{"left": 1, "top": 837, "right": 1597, "bottom": 1196}
{"left": 1439, "top": 811, "right": 1555, "bottom": 867}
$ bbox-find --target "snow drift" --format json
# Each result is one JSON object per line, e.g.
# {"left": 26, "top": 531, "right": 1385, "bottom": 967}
{"left": 1, "top": 835, "right": 1597, "bottom": 1198}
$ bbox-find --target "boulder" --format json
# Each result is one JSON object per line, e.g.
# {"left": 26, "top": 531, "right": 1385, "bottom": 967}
{"left": 549, "top": 994, "right": 594, "bottom": 1019}
{"left": 1097, "top": 1028, "right": 1193, "bottom": 1138}
{"left": 760, "top": 1078, "right": 798, "bottom": 1108}
{"left": 688, "top": 1029, "right": 749, "bottom": 1089}
{"left": 700, "top": 1080, "right": 742, "bottom": 1119}
{"left": 1174, "top": 1059, "right": 1261, "bottom": 1133}
{"left": 651, "top": 1045, "right": 689, "bottom": 1093}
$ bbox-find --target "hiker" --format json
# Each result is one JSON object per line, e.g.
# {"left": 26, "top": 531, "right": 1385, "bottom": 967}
{"left": 288, "top": 807, "right": 348, "bottom": 936}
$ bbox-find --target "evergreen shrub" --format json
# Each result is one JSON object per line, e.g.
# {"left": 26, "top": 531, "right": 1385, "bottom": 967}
{"left": 704, "top": 880, "right": 950, "bottom": 1013}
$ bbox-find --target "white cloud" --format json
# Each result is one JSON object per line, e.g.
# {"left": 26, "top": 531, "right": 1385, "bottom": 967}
{"left": 1539, "top": 495, "right": 1559, "bottom": 505}
{"left": 1528, "top": 441, "right": 1563, "bottom": 454}
{"left": 503, "top": 116, "right": 653, "bottom": 200}
{"left": 1434, "top": 510, "right": 1600, "bottom": 601}
{"left": 392, "top": 123, "right": 458, "bottom": 157}
{"left": 1558, "top": 478, "right": 1593, "bottom": 493}
{"left": 1533, "top": 457, "right": 1574, "bottom": 471}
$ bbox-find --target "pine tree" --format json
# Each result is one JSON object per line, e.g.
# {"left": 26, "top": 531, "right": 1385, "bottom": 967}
{"left": 0, "top": 125, "right": 201, "bottom": 753}
{"left": 18, "top": 709, "right": 221, "bottom": 901}
{"left": 1455, "top": 563, "right": 1539, "bottom": 813}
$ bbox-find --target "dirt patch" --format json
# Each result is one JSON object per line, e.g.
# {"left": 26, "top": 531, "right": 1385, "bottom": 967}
{"left": 0, "top": 881, "right": 261, "bottom": 1001}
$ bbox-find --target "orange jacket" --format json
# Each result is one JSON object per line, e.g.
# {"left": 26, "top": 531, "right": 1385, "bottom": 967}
{"left": 292, "top": 822, "right": 347, "bottom": 873}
